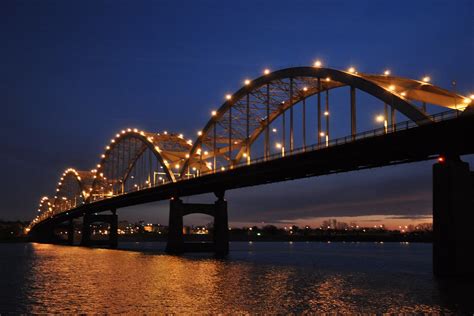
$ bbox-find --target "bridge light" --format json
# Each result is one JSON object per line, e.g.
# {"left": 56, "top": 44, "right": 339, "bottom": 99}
{"left": 111, "top": 139, "right": 115, "bottom": 143}
{"left": 225, "top": 94, "right": 232, "bottom": 100}
{"left": 470, "top": 94, "right": 474, "bottom": 100}
{"left": 376, "top": 115, "right": 385, "bottom": 123}
{"left": 101, "top": 154, "right": 106, "bottom": 158}
{"left": 105, "top": 146, "right": 110, "bottom": 150}
{"left": 325, "top": 77, "right": 331, "bottom": 82}
{"left": 401, "top": 92, "right": 406, "bottom": 97}
{"left": 175, "top": 164, "right": 180, "bottom": 169}
{"left": 192, "top": 167, "right": 197, "bottom": 171}
{"left": 347, "top": 67, "right": 356, "bottom": 74}
{"left": 116, "top": 134, "right": 120, "bottom": 138}
{"left": 263, "top": 69, "right": 271, "bottom": 75}
{"left": 384, "top": 69, "right": 391, "bottom": 76}
{"left": 324, "top": 111, "right": 329, "bottom": 116}
{"left": 97, "top": 164, "right": 101, "bottom": 168}
{"left": 388, "top": 85, "right": 395, "bottom": 91}
{"left": 422, "top": 76, "right": 431, "bottom": 83}
{"left": 243, "top": 153, "right": 247, "bottom": 158}
{"left": 244, "top": 79, "right": 251, "bottom": 85}
{"left": 272, "top": 128, "right": 277, "bottom": 133}
{"left": 313, "top": 60, "right": 322, "bottom": 68}
{"left": 127, "top": 128, "right": 131, "bottom": 132}
{"left": 178, "top": 133, "right": 184, "bottom": 138}
{"left": 303, "top": 86, "right": 308, "bottom": 92}
{"left": 211, "top": 110, "right": 217, "bottom": 116}
{"left": 463, "top": 98, "right": 471, "bottom": 104}
{"left": 164, "top": 131, "right": 168, "bottom": 135}
{"left": 438, "top": 156, "right": 445, "bottom": 163}
{"left": 121, "top": 130, "right": 125, "bottom": 134}
{"left": 275, "top": 143, "right": 282, "bottom": 149}
{"left": 221, "top": 166, "right": 226, "bottom": 171}
{"left": 133, "top": 128, "right": 138, "bottom": 133}
{"left": 197, "top": 131, "right": 202, "bottom": 136}
{"left": 319, "top": 132, "right": 326, "bottom": 137}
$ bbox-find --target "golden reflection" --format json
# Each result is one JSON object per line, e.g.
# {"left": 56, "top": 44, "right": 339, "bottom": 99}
{"left": 19, "top": 243, "right": 453, "bottom": 313}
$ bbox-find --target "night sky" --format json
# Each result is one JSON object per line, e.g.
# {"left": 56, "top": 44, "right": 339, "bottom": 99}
{"left": 1, "top": 0, "right": 473, "bottom": 228}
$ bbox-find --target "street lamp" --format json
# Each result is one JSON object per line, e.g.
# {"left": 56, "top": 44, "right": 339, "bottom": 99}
{"left": 320, "top": 132, "right": 329, "bottom": 147}
{"left": 376, "top": 115, "right": 388, "bottom": 134}
{"left": 275, "top": 142, "right": 285, "bottom": 156}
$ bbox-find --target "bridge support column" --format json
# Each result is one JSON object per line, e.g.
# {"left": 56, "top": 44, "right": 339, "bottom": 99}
{"left": 67, "top": 219, "right": 74, "bottom": 245}
{"left": 214, "top": 194, "right": 229, "bottom": 256}
{"left": 165, "top": 198, "right": 184, "bottom": 254}
{"left": 80, "top": 211, "right": 118, "bottom": 248}
{"left": 433, "top": 158, "right": 474, "bottom": 277}
{"left": 165, "top": 193, "right": 229, "bottom": 256}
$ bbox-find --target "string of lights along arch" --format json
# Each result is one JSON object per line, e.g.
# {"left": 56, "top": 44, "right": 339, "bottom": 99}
{"left": 28, "top": 63, "right": 473, "bottom": 229}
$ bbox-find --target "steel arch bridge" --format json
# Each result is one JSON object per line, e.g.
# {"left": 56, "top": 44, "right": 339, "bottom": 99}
{"left": 28, "top": 65, "right": 474, "bottom": 275}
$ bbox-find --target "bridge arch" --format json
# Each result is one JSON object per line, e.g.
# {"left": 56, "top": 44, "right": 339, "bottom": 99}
{"left": 33, "top": 196, "right": 53, "bottom": 224}
{"left": 89, "top": 129, "right": 196, "bottom": 201}
{"left": 181, "top": 66, "right": 471, "bottom": 176}
{"left": 52, "top": 168, "right": 92, "bottom": 214}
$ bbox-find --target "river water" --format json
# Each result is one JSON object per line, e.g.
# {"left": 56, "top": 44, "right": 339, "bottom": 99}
{"left": 0, "top": 242, "right": 471, "bottom": 313}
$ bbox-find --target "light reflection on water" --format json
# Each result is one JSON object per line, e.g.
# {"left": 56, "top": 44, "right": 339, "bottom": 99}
{"left": 0, "top": 242, "right": 471, "bottom": 313}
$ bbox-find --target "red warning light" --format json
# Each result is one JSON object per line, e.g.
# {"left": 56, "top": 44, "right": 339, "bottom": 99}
{"left": 438, "top": 156, "right": 445, "bottom": 163}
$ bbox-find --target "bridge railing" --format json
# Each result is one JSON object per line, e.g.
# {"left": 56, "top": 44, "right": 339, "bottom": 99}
{"left": 228, "top": 109, "right": 462, "bottom": 171}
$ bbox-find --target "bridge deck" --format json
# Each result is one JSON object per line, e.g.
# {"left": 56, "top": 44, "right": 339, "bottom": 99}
{"left": 32, "top": 113, "right": 474, "bottom": 230}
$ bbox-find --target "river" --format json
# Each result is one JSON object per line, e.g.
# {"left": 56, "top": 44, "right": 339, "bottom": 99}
{"left": 0, "top": 242, "right": 471, "bottom": 313}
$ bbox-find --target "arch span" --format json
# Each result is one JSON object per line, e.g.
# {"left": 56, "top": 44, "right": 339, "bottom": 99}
{"left": 89, "top": 129, "right": 198, "bottom": 201}
{"left": 52, "top": 168, "right": 92, "bottom": 214}
{"left": 181, "top": 67, "right": 471, "bottom": 176}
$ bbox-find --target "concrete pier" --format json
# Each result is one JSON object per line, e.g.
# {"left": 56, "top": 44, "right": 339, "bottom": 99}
{"left": 166, "top": 193, "right": 229, "bottom": 256}
{"left": 433, "top": 158, "right": 474, "bottom": 277}
{"left": 80, "top": 211, "right": 118, "bottom": 248}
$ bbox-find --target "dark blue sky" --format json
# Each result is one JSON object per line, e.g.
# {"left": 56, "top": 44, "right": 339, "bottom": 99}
{"left": 1, "top": 0, "right": 473, "bottom": 227}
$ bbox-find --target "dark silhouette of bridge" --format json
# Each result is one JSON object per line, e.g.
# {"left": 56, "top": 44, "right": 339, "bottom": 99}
{"left": 28, "top": 66, "right": 474, "bottom": 277}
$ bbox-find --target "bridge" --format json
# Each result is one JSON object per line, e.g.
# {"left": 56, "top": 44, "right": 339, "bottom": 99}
{"left": 27, "top": 65, "right": 474, "bottom": 277}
